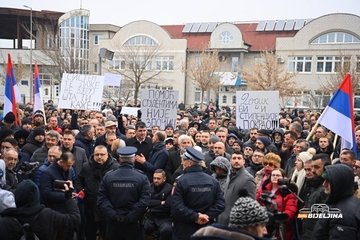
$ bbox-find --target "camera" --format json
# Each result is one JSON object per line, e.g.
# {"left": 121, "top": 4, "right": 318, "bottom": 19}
{"left": 277, "top": 178, "right": 291, "bottom": 186}
{"left": 17, "top": 162, "right": 40, "bottom": 175}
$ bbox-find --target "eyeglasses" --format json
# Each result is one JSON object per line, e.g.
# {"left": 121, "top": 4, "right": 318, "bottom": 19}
{"left": 263, "top": 161, "right": 274, "bottom": 167}
{"left": 94, "top": 153, "right": 107, "bottom": 157}
{"left": 271, "top": 174, "right": 282, "bottom": 177}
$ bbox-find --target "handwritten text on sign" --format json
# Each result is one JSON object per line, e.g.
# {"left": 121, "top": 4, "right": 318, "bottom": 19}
{"left": 58, "top": 73, "right": 104, "bottom": 110}
{"left": 236, "top": 91, "right": 279, "bottom": 129}
{"left": 141, "top": 89, "right": 178, "bottom": 129}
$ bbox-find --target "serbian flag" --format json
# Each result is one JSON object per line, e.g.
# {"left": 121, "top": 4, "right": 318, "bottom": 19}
{"left": 33, "top": 63, "right": 44, "bottom": 113}
{"left": 317, "top": 74, "right": 357, "bottom": 157}
{"left": 4, "top": 54, "right": 21, "bottom": 123}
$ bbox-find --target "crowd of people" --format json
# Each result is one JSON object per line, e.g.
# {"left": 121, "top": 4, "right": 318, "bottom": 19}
{"left": 0, "top": 100, "right": 359, "bottom": 240}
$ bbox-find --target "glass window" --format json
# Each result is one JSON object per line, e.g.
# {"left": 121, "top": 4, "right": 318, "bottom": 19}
{"left": 312, "top": 32, "right": 360, "bottom": 44}
{"left": 124, "top": 36, "right": 158, "bottom": 46}
{"left": 232, "top": 95, "right": 236, "bottom": 104}
{"left": 21, "top": 80, "right": 28, "bottom": 85}
{"left": 109, "top": 56, "right": 125, "bottom": 70}
{"left": 222, "top": 95, "right": 227, "bottom": 104}
{"left": 231, "top": 57, "right": 238, "bottom": 72}
{"left": 316, "top": 56, "right": 349, "bottom": 73}
{"left": 288, "top": 56, "right": 312, "bottom": 73}
{"left": 156, "top": 56, "right": 174, "bottom": 71}
{"left": 94, "top": 35, "right": 103, "bottom": 45}
{"left": 328, "top": 33, "right": 335, "bottom": 43}
{"left": 195, "top": 92, "right": 201, "bottom": 102}
{"left": 44, "top": 88, "right": 49, "bottom": 96}
{"left": 219, "top": 31, "right": 234, "bottom": 45}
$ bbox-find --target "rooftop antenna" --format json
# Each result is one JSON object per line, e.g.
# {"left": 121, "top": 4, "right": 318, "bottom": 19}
{"left": 80, "top": 0, "right": 82, "bottom": 9}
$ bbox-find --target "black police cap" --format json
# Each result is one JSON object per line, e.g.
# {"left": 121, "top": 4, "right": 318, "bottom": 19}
{"left": 183, "top": 146, "right": 205, "bottom": 162}
{"left": 117, "top": 146, "right": 137, "bottom": 158}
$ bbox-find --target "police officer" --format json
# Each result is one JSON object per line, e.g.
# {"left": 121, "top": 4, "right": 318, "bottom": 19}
{"left": 97, "top": 146, "right": 150, "bottom": 240}
{"left": 171, "top": 146, "right": 225, "bottom": 240}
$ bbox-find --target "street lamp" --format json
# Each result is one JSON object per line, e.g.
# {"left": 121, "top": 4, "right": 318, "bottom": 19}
{"left": 23, "top": 5, "right": 33, "bottom": 103}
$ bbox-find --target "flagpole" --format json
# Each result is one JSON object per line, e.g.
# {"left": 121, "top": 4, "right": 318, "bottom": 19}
{"left": 330, "top": 134, "right": 338, "bottom": 161}
{"left": 306, "top": 122, "right": 319, "bottom": 141}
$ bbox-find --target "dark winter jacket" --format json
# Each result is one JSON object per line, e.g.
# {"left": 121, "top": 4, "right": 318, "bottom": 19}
{"left": 191, "top": 223, "right": 271, "bottom": 240}
{"left": 210, "top": 156, "right": 231, "bottom": 193}
{"left": 30, "top": 145, "right": 49, "bottom": 166}
{"left": 125, "top": 136, "right": 153, "bottom": 172}
{"left": 21, "top": 133, "right": 44, "bottom": 158}
{"left": 0, "top": 180, "right": 80, "bottom": 240}
{"left": 75, "top": 133, "right": 95, "bottom": 159}
{"left": 32, "top": 158, "right": 76, "bottom": 187}
{"left": 312, "top": 164, "right": 360, "bottom": 240}
{"left": 143, "top": 141, "right": 169, "bottom": 182}
{"left": 301, "top": 177, "right": 328, "bottom": 240}
{"left": 272, "top": 128, "right": 284, "bottom": 152}
{"left": 204, "top": 150, "right": 231, "bottom": 175}
{"left": 61, "top": 146, "right": 88, "bottom": 176}
{"left": 245, "top": 161, "right": 264, "bottom": 178}
{"left": 165, "top": 150, "right": 182, "bottom": 184}
{"left": 74, "top": 154, "right": 119, "bottom": 221}
{"left": 39, "top": 160, "right": 74, "bottom": 213}
{"left": 147, "top": 182, "right": 172, "bottom": 218}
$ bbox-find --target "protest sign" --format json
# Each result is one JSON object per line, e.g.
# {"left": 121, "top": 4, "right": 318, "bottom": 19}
{"left": 236, "top": 91, "right": 279, "bottom": 129}
{"left": 104, "top": 73, "right": 121, "bottom": 87}
{"left": 141, "top": 89, "right": 178, "bottom": 129}
{"left": 58, "top": 73, "right": 104, "bottom": 110}
{"left": 121, "top": 107, "right": 140, "bottom": 116}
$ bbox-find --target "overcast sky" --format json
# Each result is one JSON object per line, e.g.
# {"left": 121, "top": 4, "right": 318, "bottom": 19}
{"left": 4, "top": 0, "right": 360, "bottom": 26}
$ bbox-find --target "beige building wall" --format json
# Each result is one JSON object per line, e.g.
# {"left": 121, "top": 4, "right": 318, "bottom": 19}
{"left": 276, "top": 13, "right": 360, "bottom": 107}
{"left": 95, "top": 20, "right": 187, "bottom": 103}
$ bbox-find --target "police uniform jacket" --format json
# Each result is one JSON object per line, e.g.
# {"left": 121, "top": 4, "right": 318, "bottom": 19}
{"left": 171, "top": 164, "right": 225, "bottom": 240}
{"left": 75, "top": 154, "right": 119, "bottom": 221}
{"left": 97, "top": 161, "right": 150, "bottom": 222}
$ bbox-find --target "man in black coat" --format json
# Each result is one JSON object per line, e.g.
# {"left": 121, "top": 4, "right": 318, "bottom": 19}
{"left": 39, "top": 151, "right": 76, "bottom": 213}
{"left": 75, "top": 124, "right": 95, "bottom": 159}
{"left": 144, "top": 169, "right": 172, "bottom": 240}
{"left": 172, "top": 147, "right": 225, "bottom": 240}
{"left": 135, "top": 131, "right": 169, "bottom": 182}
{"left": 97, "top": 146, "right": 150, "bottom": 240}
{"left": 125, "top": 121, "right": 153, "bottom": 172}
{"left": 0, "top": 180, "right": 81, "bottom": 240}
{"left": 75, "top": 145, "right": 119, "bottom": 240}
{"left": 21, "top": 127, "right": 45, "bottom": 158}
{"left": 312, "top": 164, "right": 360, "bottom": 240}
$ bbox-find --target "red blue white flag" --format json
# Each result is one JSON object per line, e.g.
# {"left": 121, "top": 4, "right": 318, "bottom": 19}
{"left": 33, "top": 62, "right": 44, "bottom": 114}
{"left": 317, "top": 74, "right": 357, "bottom": 156}
{"left": 4, "top": 54, "right": 21, "bottom": 123}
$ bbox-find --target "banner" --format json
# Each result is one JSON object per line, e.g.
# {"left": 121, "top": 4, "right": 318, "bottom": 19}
{"left": 121, "top": 107, "right": 140, "bottom": 116}
{"left": 236, "top": 91, "right": 279, "bottom": 129}
{"left": 58, "top": 73, "right": 104, "bottom": 110}
{"left": 104, "top": 73, "right": 121, "bottom": 87}
{"left": 141, "top": 89, "right": 178, "bottom": 129}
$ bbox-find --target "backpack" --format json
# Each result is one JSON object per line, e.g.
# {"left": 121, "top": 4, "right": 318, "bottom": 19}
{"left": 12, "top": 213, "right": 40, "bottom": 240}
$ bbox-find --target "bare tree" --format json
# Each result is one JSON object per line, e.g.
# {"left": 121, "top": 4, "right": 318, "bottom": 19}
{"left": 23, "top": 22, "right": 90, "bottom": 82}
{"left": 241, "top": 50, "right": 301, "bottom": 104}
{"left": 183, "top": 49, "right": 222, "bottom": 109}
{"left": 319, "top": 55, "right": 360, "bottom": 93}
{"left": 0, "top": 54, "right": 26, "bottom": 85}
{"left": 102, "top": 79, "right": 134, "bottom": 105}
{"left": 109, "top": 45, "right": 164, "bottom": 103}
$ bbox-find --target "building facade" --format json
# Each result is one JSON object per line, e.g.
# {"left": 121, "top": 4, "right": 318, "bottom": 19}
{"left": 1, "top": 7, "right": 359, "bottom": 109}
